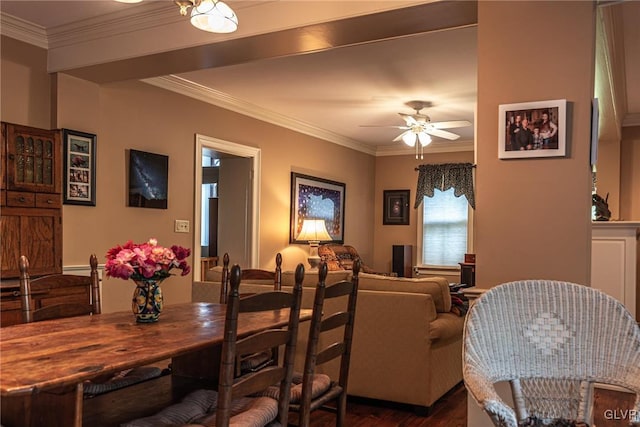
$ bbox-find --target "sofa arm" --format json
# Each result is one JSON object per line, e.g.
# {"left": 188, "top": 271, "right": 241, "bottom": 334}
{"left": 346, "top": 290, "right": 439, "bottom": 405}
{"left": 357, "top": 272, "right": 452, "bottom": 313}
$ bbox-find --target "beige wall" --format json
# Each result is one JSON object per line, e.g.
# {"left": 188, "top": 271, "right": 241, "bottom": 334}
{"left": 620, "top": 126, "right": 640, "bottom": 221}
{"left": 0, "top": 37, "right": 51, "bottom": 129}
{"left": 475, "top": 1, "right": 596, "bottom": 288}
{"left": 372, "top": 151, "right": 474, "bottom": 281}
{"left": 53, "top": 78, "right": 376, "bottom": 312}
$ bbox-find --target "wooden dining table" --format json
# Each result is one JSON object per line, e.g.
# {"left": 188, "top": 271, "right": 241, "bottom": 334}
{"left": 1, "top": 302, "right": 311, "bottom": 427}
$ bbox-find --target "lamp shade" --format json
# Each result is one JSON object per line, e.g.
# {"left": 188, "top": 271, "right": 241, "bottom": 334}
{"left": 297, "top": 219, "right": 332, "bottom": 242}
{"left": 402, "top": 132, "right": 417, "bottom": 146}
{"left": 191, "top": 0, "right": 238, "bottom": 33}
{"left": 418, "top": 132, "right": 432, "bottom": 146}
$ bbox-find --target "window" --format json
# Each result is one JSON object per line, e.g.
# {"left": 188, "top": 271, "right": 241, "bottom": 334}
{"left": 419, "top": 188, "right": 469, "bottom": 267}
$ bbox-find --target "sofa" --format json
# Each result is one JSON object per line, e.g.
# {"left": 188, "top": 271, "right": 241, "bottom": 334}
{"left": 194, "top": 267, "right": 465, "bottom": 414}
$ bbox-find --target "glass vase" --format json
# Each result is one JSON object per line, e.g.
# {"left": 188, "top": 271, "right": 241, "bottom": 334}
{"left": 131, "top": 278, "right": 164, "bottom": 323}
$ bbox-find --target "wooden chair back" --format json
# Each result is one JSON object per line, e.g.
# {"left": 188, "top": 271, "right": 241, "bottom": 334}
{"left": 19, "top": 254, "right": 101, "bottom": 323}
{"left": 296, "top": 259, "right": 361, "bottom": 427}
{"left": 216, "top": 263, "right": 305, "bottom": 427}
{"left": 219, "top": 252, "right": 283, "bottom": 304}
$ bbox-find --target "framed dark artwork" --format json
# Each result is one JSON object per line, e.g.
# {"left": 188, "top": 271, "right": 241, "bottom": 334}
{"left": 62, "top": 129, "right": 96, "bottom": 206}
{"left": 498, "top": 99, "right": 567, "bottom": 159}
{"left": 383, "top": 190, "right": 410, "bottom": 225}
{"left": 128, "top": 149, "right": 168, "bottom": 209}
{"left": 290, "top": 172, "right": 345, "bottom": 244}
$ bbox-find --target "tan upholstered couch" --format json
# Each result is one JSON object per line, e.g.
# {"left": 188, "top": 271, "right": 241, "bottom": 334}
{"left": 194, "top": 267, "right": 464, "bottom": 414}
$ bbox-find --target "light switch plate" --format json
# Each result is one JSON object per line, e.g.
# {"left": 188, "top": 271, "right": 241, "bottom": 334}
{"left": 175, "top": 220, "right": 190, "bottom": 233}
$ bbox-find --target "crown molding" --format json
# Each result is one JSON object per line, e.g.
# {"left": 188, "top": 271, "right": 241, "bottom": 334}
{"left": 47, "top": 3, "right": 177, "bottom": 49}
{"left": 0, "top": 3, "right": 176, "bottom": 50}
{"left": 142, "top": 75, "right": 377, "bottom": 156}
{"left": 375, "top": 140, "right": 474, "bottom": 157}
{"left": 0, "top": 12, "right": 48, "bottom": 49}
{"left": 142, "top": 75, "right": 473, "bottom": 157}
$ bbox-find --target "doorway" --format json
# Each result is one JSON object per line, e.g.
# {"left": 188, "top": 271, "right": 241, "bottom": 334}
{"left": 193, "top": 134, "right": 261, "bottom": 281}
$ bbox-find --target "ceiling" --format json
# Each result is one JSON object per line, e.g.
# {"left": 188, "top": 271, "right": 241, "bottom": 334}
{"left": 0, "top": 1, "right": 638, "bottom": 156}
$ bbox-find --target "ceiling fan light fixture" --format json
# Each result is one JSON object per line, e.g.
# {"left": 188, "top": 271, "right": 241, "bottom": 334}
{"left": 190, "top": 0, "right": 238, "bottom": 33}
{"left": 402, "top": 132, "right": 416, "bottom": 147}
{"left": 418, "top": 132, "right": 432, "bottom": 146}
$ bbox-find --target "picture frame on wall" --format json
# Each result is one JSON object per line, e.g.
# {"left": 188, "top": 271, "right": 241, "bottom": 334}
{"left": 290, "top": 172, "right": 345, "bottom": 244}
{"left": 128, "top": 149, "right": 169, "bottom": 209}
{"left": 498, "top": 99, "right": 567, "bottom": 159}
{"left": 383, "top": 189, "right": 410, "bottom": 225}
{"left": 62, "top": 129, "right": 96, "bottom": 206}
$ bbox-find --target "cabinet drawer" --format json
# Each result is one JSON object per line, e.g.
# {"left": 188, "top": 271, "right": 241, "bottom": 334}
{"left": 6, "top": 191, "right": 35, "bottom": 207}
{"left": 36, "top": 193, "right": 61, "bottom": 208}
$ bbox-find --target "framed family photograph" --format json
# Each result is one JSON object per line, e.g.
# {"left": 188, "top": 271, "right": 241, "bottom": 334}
{"left": 128, "top": 149, "right": 169, "bottom": 209}
{"left": 383, "top": 189, "right": 410, "bottom": 225}
{"left": 290, "top": 172, "right": 345, "bottom": 244}
{"left": 498, "top": 99, "right": 567, "bottom": 159}
{"left": 62, "top": 129, "right": 96, "bottom": 206}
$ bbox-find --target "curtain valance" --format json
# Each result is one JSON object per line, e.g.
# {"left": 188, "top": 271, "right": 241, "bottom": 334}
{"left": 414, "top": 163, "right": 475, "bottom": 209}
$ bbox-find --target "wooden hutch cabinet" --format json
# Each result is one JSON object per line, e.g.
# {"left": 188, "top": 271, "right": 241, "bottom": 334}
{"left": 1, "top": 122, "right": 62, "bottom": 280}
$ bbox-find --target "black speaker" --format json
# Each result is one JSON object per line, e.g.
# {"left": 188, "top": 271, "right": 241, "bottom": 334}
{"left": 392, "top": 245, "right": 412, "bottom": 277}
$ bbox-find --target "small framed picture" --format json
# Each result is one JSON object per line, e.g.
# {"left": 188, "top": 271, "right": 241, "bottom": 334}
{"left": 498, "top": 99, "right": 567, "bottom": 159}
{"left": 383, "top": 189, "right": 410, "bottom": 225}
{"left": 128, "top": 149, "right": 169, "bottom": 209}
{"left": 63, "top": 129, "right": 96, "bottom": 206}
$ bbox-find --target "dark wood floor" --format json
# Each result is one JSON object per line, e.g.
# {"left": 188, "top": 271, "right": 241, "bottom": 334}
{"left": 85, "top": 375, "right": 635, "bottom": 426}
{"left": 295, "top": 383, "right": 636, "bottom": 427}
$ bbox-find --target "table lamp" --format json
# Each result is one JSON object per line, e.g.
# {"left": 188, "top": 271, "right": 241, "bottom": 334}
{"left": 297, "top": 219, "right": 332, "bottom": 269}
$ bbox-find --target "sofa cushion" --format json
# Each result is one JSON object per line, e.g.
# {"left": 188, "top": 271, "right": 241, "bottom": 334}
{"left": 357, "top": 273, "right": 451, "bottom": 313}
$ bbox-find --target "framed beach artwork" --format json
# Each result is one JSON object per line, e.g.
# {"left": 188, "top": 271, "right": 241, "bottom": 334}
{"left": 498, "top": 99, "right": 567, "bottom": 159}
{"left": 290, "top": 172, "right": 345, "bottom": 244}
{"left": 63, "top": 129, "right": 96, "bottom": 206}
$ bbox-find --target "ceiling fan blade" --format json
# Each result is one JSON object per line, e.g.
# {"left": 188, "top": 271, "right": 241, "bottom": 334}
{"left": 425, "top": 128, "right": 461, "bottom": 140}
{"left": 430, "top": 120, "right": 472, "bottom": 129}
{"left": 393, "top": 130, "right": 412, "bottom": 142}
{"left": 398, "top": 113, "right": 418, "bottom": 126}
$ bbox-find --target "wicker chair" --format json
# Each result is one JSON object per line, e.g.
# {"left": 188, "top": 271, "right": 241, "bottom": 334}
{"left": 463, "top": 280, "right": 640, "bottom": 427}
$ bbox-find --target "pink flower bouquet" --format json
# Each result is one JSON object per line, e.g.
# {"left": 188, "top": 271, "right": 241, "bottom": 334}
{"left": 105, "top": 238, "right": 191, "bottom": 281}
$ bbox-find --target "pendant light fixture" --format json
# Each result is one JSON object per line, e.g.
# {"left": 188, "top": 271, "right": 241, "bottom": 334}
{"left": 174, "top": 0, "right": 238, "bottom": 33}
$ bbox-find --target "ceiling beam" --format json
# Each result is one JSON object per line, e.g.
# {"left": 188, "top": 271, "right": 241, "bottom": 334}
{"left": 63, "top": 1, "right": 477, "bottom": 84}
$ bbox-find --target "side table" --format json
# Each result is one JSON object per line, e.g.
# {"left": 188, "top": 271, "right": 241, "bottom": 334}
{"left": 459, "top": 262, "right": 475, "bottom": 286}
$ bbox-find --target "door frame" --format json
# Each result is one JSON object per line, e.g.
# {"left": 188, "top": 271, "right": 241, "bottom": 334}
{"left": 193, "top": 134, "right": 261, "bottom": 281}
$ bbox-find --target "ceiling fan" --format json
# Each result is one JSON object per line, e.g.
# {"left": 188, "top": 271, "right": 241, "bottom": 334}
{"left": 363, "top": 101, "right": 471, "bottom": 158}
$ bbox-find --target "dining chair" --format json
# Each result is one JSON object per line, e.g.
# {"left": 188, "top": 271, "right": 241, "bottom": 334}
{"left": 295, "top": 259, "right": 360, "bottom": 427}
{"left": 218, "top": 252, "right": 283, "bottom": 304}
{"left": 18, "top": 254, "right": 164, "bottom": 397}
{"left": 463, "top": 279, "right": 640, "bottom": 427}
{"left": 19, "top": 254, "right": 101, "bottom": 322}
{"left": 122, "top": 263, "right": 305, "bottom": 427}
{"left": 259, "top": 259, "right": 360, "bottom": 427}
{"left": 219, "top": 252, "right": 284, "bottom": 374}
